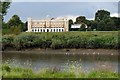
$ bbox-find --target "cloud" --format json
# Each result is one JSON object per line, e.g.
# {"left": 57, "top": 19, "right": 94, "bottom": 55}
{"left": 87, "top": 18, "right": 94, "bottom": 20}
{"left": 110, "top": 13, "right": 120, "bottom": 17}
{"left": 56, "top": 15, "right": 79, "bottom": 22}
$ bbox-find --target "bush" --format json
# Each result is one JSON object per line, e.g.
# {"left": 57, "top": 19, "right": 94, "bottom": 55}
{"left": 2, "top": 34, "right": 15, "bottom": 50}
{"left": 2, "top": 64, "right": 34, "bottom": 78}
{"left": 2, "top": 31, "right": 119, "bottom": 50}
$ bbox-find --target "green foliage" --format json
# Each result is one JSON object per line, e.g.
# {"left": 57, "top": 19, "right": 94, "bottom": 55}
{"left": 79, "top": 24, "right": 86, "bottom": 31}
{"left": 0, "top": 1, "right": 11, "bottom": 22}
{"left": 2, "top": 34, "right": 15, "bottom": 50}
{"left": 0, "top": 1, "right": 11, "bottom": 29}
{"left": 2, "top": 64, "right": 119, "bottom": 78}
{"left": 75, "top": 16, "right": 86, "bottom": 24}
{"left": 95, "top": 10, "right": 110, "bottom": 21}
{"left": 2, "top": 25, "right": 23, "bottom": 35}
{"left": 6, "top": 15, "right": 24, "bottom": 28}
{"left": 70, "top": 10, "right": 120, "bottom": 31}
{"left": 87, "top": 71, "right": 118, "bottom": 78}
{"left": 0, "top": 1, "right": 11, "bottom": 16}
{"left": 8, "top": 31, "right": 118, "bottom": 50}
{"left": 97, "top": 21, "right": 106, "bottom": 31}
{"left": 14, "top": 33, "right": 52, "bottom": 50}
{"left": 3, "top": 15, "right": 24, "bottom": 35}
{"left": 2, "top": 64, "right": 33, "bottom": 78}
{"left": 2, "top": 64, "right": 11, "bottom": 72}
{"left": 68, "top": 19, "right": 73, "bottom": 31}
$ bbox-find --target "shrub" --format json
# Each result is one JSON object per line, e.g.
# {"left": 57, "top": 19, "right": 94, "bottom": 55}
{"left": 2, "top": 34, "right": 15, "bottom": 50}
{"left": 2, "top": 31, "right": 119, "bottom": 50}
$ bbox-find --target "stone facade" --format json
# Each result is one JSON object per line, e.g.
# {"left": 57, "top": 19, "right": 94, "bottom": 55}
{"left": 27, "top": 18, "right": 69, "bottom": 32}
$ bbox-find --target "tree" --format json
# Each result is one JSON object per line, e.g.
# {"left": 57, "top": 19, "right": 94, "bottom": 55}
{"left": 4, "top": 15, "right": 24, "bottom": 34}
{"left": 90, "top": 20, "right": 98, "bottom": 30}
{"left": 75, "top": 16, "right": 86, "bottom": 24}
{"left": 0, "top": 1, "right": 11, "bottom": 21}
{"left": 111, "top": 17, "right": 120, "bottom": 30}
{"left": 95, "top": 10, "right": 110, "bottom": 21}
{"left": 105, "top": 19, "right": 115, "bottom": 31}
{"left": 7, "top": 15, "right": 24, "bottom": 28}
{"left": 23, "top": 21, "right": 28, "bottom": 32}
{"left": 68, "top": 19, "right": 73, "bottom": 31}
{"left": 79, "top": 23, "right": 86, "bottom": 31}
{"left": 97, "top": 21, "right": 106, "bottom": 31}
{"left": 0, "top": 1, "right": 11, "bottom": 29}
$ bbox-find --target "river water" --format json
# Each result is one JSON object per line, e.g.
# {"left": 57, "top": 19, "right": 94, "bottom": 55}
{"left": 2, "top": 49, "right": 118, "bottom": 73}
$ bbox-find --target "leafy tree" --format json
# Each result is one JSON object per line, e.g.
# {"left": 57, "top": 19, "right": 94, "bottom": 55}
{"left": 95, "top": 10, "right": 110, "bottom": 21}
{"left": 94, "top": 10, "right": 119, "bottom": 31}
{"left": 23, "top": 21, "right": 28, "bottom": 32}
{"left": 7, "top": 15, "right": 24, "bottom": 29}
{"left": 105, "top": 19, "right": 115, "bottom": 31}
{"left": 79, "top": 23, "right": 86, "bottom": 31}
{"left": 85, "top": 20, "right": 91, "bottom": 28}
{"left": 0, "top": 1, "right": 11, "bottom": 21}
{"left": 2, "top": 15, "right": 24, "bottom": 34}
{"left": 75, "top": 16, "right": 86, "bottom": 24}
{"left": 97, "top": 21, "right": 106, "bottom": 31}
{"left": 0, "top": 1, "right": 11, "bottom": 29}
{"left": 111, "top": 17, "right": 120, "bottom": 30}
{"left": 68, "top": 19, "right": 73, "bottom": 31}
{"left": 89, "top": 20, "right": 98, "bottom": 30}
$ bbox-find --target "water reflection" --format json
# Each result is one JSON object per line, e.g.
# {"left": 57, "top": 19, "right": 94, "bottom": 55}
{"left": 2, "top": 49, "right": 118, "bottom": 73}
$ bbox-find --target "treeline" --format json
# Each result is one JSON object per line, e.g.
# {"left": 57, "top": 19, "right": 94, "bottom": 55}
{"left": 2, "top": 15, "right": 27, "bottom": 35}
{"left": 69, "top": 10, "right": 120, "bottom": 31}
{"left": 2, "top": 10, "right": 120, "bottom": 35}
{"left": 1, "top": 2, "right": 120, "bottom": 35}
{"left": 2, "top": 31, "right": 119, "bottom": 50}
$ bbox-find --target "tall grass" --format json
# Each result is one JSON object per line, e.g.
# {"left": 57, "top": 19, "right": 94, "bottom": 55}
{"left": 2, "top": 31, "right": 119, "bottom": 50}
{"left": 2, "top": 64, "right": 119, "bottom": 78}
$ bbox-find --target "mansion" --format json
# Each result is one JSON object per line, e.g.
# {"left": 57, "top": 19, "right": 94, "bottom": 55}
{"left": 27, "top": 18, "right": 69, "bottom": 32}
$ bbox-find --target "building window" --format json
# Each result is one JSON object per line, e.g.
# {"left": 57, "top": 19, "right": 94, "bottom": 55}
{"left": 47, "top": 29, "right": 49, "bottom": 32}
{"left": 62, "top": 29, "right": 63, "bottom": 32}
{"left": 43, "top": 29, "right": 45, "bottom": 32}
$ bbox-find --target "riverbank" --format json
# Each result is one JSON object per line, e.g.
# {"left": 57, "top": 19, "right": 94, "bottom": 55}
{"left": 2, "top": 48, "right": 118, "bottom": 55}
{"left": 1, "top": 31, "right": 119, "bottom": 50}
{"left": 2, "top": 64, "right": 119, "bottom": 78}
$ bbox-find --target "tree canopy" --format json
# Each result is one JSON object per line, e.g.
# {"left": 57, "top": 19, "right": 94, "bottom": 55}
{"left": 95, "top": 10, "right": 110, "bottom": 21}
{"left": 0, "top": 1, "right": 11, "bottom": 20}
{"left": 7, "top": 15, "right": 23, "bottom": 28}
{"left": 69, "top": 10, "right": 120, "bottom": 31}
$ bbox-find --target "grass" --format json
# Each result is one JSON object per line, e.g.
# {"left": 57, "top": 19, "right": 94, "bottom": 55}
{"left": 2, "top": 64, "right": 119, "bottom": 78}
{"left": 1, "top": 31, "right": 119, "bottom": 50}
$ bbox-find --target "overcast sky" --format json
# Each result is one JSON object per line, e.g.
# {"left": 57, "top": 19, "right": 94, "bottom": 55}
{"left": 4, "top": 2, "right": 119, "bottom": 22}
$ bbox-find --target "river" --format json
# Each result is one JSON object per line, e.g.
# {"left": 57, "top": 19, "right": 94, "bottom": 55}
{"left": 2, "top": 49, "right": 118, "bottom": 73}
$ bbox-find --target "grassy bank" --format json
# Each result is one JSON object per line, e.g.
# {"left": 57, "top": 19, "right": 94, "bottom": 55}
{"left": 1, "top": 31, "right": 119, "bottom": 50}
{"left": 2, "top": 64, "right": 119, "bottom": 78}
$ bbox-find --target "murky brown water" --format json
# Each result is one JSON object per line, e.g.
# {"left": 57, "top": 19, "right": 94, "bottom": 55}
{"left": 2, "top": 49, "right": 118, "bottom": 73}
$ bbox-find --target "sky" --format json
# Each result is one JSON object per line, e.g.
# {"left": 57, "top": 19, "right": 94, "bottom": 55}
{"left": 4, "top": 2, "right": 119, "bottom": 22}
{"left": 11, "top": 0, "right": 120, "bottom": 2}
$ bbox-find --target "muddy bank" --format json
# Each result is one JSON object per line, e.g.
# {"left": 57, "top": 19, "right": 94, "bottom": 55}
{"left": 2, "top": 48, "right": 119, "bottom": 56}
